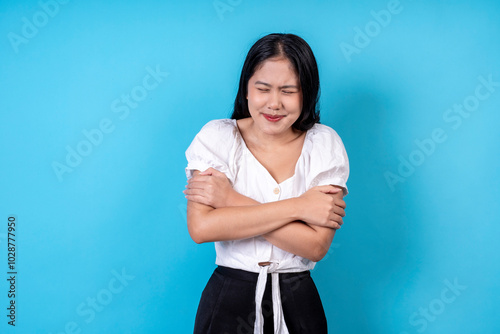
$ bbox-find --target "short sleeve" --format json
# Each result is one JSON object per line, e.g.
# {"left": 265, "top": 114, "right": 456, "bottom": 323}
{"left": 307, "top": 124, "right": 350, "bottom": 196}
{"left": 185, "top": 119, "right": 237, "bottom": 182}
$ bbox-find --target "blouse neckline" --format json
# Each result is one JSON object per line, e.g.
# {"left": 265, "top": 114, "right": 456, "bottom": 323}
{"left": 232, "top": 118, "right": 312, "bottom": 186}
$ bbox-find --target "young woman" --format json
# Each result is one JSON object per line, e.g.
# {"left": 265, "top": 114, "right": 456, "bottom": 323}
{"left": 184, "top": 33, "right": 349, "bottom": 334}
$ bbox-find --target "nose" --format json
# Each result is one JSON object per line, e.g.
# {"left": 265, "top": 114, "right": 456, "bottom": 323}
{"left": 267, "top": 91, "right": 281, "bottom": 111}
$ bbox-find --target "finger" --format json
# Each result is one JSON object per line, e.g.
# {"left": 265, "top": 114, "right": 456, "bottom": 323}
{"left": 201, "top": 167, "right": 220, "bottom": 176}
{"left": 186, "top": 180, "right": 211, "bottom": 189}
{"left": 185, "top": 194, "right": 210, "bottom": 206}
{"left": 185, "top": 183, "right": 203, "bottom": 191}
{"left": 333, "top": 199, "right": 346, "bottom": 209}
{"left": 188, "top": 175, "right": 214, "bottom": 184}
{"left": 207, "top": 167, "right": 221, "bottom": 174}
{"left": 326, "top": 187, "right": 342, "bottom": 194}
{"left": 188, "top": 175, "right": 205, "bottom": 182}
{"left": 332, "top": 206, "right": 346, "bottom": 217}
{"left": 203, "top": 168, "right": 227, "bottom": 179}
{"left": 315, "top": 185, "right": 341, "bottom": 194}
{"left": 329, "top": 221, "right": 341, "bottom": 230}
{"left": 183, "top": 188, "right": 207, "bottom": 196}
{"left": 329, "top": 214, "right": 344, "bottom": 226}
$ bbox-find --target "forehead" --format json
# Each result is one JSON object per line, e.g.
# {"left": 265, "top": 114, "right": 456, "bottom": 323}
{"left": 251, "top": 57, "right": 299, "bottom": 83}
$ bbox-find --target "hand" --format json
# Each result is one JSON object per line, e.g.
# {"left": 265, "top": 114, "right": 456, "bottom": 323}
{"left": 184, "top": 168, "right": 235, "bottom": 208}
{"left": 297, "top": 185, "right": 346, "bottom": 229}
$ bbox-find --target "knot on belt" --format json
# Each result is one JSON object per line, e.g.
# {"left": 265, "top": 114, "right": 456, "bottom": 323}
{"left": 254, "top": 261, "right": 289, "bottom": 334}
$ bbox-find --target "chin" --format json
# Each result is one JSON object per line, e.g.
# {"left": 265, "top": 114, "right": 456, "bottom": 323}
{"left": 261, "top": 121, "right": 294, "bottom": 134}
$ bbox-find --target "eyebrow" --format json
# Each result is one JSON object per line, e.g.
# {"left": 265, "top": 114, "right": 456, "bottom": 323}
{"left": 254, "top": 81, "right": 299, "bottom": 89}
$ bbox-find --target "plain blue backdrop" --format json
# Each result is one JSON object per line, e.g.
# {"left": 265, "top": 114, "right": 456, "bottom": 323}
{"left": 1, "top": 0, "right": 499, "bottom": 333}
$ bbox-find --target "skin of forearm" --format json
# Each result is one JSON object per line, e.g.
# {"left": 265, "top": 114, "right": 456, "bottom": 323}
{"left": 263, "top": 221, "right": 335, "bottom": 262}
{"left": 227, "top": 190, "right": 336, "bottom": 262}
{"left": 187, "top": 197, "right": 302, "bottom": 243}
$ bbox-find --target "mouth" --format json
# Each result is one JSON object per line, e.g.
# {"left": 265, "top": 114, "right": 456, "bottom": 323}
{"left": 262, "top": 113, "right": 285, "bottom": 122}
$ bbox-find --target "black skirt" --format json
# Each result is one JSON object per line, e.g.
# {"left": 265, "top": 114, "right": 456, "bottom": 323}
{"left": 193, "top": 266, "right": 328, "bottom": 334}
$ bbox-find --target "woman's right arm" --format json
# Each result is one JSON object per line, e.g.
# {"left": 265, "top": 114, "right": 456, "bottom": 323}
{"left": 187, "top": 195, "right": 299, "bottom": 243}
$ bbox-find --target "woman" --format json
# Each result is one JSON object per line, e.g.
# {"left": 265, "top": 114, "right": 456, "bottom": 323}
{"left": 184, "top": 33, "right": 349, "bottom": 334}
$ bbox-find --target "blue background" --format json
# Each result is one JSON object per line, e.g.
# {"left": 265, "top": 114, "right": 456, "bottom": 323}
{"left": 1, "top": 0, "right": 499, "bottom": 333}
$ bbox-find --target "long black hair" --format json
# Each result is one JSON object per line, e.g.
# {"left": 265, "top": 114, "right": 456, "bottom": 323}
{"left": 231, "top": 33, "right": 321, "bottom": 131}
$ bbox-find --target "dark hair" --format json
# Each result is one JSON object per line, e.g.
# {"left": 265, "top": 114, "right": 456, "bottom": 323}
{"left": 231, "top": 33, "right": 321, "bottom": 131}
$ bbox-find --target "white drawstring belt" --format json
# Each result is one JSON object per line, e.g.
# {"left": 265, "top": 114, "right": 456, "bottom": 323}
{"left": 253, "top": 261, "right": 290, "bottom": 334}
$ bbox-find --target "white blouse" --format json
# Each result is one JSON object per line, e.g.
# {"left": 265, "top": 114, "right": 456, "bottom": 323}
{"left": 185, "top": 118, "right": 349, "bottom": 334}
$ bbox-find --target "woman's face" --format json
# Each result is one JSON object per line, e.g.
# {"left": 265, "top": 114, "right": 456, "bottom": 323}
{"left": 246, "top": 57, "right": 303, "bottom": 136}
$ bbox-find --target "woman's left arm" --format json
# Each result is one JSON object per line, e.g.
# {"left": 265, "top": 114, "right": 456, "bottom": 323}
{"left": 262, "top": 190, "right": 343, "bottom": 262}
{"left": 227, "top": 187, "right": 343, "bottom": 263}
{"left": 184, "top": 168, "right": 345, "bottom": 262}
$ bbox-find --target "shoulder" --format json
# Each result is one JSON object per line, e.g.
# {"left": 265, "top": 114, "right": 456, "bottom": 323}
{"left": 186, "top": 118, "right": 239, "bottom": 157}
{"left": 304, "top": 122, "right": 349, "bottom": 169}
{"left": 191, "top": 119, "right": 239, "bottom": 146}
{"left": 197, "top": 118, "right": 238, "bottom": 136}
{"left": 306, "top": 123, "right": 345, "bottom": 151}
{"left": 304, "top": 123, "right": 350, "bottom": 194}
{"left": 185, "top": 119, "right": 239, "bottom": 177}
{"left": 201, "top": 118, "right": 237, "bottom": 130}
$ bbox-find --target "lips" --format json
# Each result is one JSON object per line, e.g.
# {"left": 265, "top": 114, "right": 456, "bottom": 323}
{"left": 263, "top": 114, "right": 285, "bottom": 122}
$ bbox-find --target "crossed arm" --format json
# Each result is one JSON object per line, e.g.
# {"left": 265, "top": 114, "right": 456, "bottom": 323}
{"left": 184, "top": 168, "right": 346, "bottom": 262}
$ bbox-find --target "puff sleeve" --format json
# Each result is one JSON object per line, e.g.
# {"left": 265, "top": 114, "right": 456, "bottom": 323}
{"left": 306, "top": 124, "right": 350, "bottom": 196}
{"left": 185, "top": 119, "right": 237, "bottom": 182}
